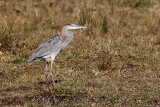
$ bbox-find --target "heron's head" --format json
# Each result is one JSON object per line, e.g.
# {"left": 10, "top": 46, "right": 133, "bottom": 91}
{"left": 65, "top": 23, "right": 87, "bottom": 30}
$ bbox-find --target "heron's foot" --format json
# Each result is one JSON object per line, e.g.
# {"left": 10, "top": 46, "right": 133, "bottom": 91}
{"left": 50, "top": 75, "right": 55, "bottom": 86}
{"left": 45, "top": 76, "right": 49, "bottom": 84}
{"left": 52, "top": 80, "right": 55, "bottom": 86}
{"left": 46, "top": 80, "right": 49, "bottom": 85}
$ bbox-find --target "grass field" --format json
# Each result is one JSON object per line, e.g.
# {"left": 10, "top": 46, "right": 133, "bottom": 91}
{"left": 0, "top": 0, "right": 160, "bottom": 106}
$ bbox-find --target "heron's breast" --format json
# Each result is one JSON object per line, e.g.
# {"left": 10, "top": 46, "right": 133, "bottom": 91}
{"left": 42, "top": 50, "right": 60, "bottom": 62}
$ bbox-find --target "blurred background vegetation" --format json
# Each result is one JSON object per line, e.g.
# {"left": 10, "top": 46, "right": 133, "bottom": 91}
{"left": 0, "top": 0, "right": 160, "bottom": 106}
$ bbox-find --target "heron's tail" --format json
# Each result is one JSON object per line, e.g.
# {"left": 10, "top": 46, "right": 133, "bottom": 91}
{"left": 28, "top": 53, "right": 37, "bottom": 62}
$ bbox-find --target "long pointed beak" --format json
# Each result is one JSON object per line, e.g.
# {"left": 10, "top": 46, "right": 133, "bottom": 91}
{"left": 70, "top": 25, "right": 87, "bottom": 29}
{"left": 77, "top": 25, "right": 87, "bottom": 29}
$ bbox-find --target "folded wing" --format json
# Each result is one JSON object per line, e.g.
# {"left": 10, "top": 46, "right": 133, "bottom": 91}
{"left": 28, "top": 35, "right": 63, "bottom": 62}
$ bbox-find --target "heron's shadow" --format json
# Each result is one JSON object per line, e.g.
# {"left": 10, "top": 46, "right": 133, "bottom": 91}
{"left": 38, "top": 80, "right": 63, "bottom": 85}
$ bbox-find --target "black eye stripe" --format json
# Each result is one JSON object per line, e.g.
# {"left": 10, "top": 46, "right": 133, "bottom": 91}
{"left": 66, "top": 23, "right": 72, "bottom": 26}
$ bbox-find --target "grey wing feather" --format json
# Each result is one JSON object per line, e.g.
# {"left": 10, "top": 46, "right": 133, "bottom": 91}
{"left": 28, "top": 35, "right": 63, "bottom": 62}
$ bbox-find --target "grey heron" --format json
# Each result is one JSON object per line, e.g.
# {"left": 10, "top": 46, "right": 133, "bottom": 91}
{"left": 28, "top": 23, "right": 87, "bottom": 86}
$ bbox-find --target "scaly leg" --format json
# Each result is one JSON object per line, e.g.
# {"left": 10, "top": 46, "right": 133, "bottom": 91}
{"left": 50, "top": 54, "right": 56, "bottom": 86}
{"left": 45, "top": 62, "right": 49, "bottom": 84}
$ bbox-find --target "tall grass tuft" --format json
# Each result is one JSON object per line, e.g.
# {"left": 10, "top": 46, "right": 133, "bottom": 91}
{"left": 77, "top": 2, "right": 109, "bottom": 37}
{"left": 0, "top": 16, "right": 18, "bottom": 50}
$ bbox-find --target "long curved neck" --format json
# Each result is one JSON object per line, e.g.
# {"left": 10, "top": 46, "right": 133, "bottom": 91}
{"left": 60, "top": 27, "right": 73, "bottom": 50}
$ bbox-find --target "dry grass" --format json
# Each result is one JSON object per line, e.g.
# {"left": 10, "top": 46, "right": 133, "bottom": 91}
{"left": 0, "top": 0, "right": 160, "bottom": 106}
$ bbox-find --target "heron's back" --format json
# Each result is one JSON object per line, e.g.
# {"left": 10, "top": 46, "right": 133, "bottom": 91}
{"left": 28, "top": 35, "right": 63, "bottom": 62}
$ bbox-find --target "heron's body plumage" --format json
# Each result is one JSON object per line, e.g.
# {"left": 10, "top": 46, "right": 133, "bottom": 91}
{"left": 28, "top": 23, "right": 87, "bottom": 86}
{"left": 28, "top": 35, "right": 64, "bottom": 62}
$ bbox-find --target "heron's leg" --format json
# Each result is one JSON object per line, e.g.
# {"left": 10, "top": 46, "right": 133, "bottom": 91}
{"left": 45, "top": 62, "right": 49, "bottom": 84}
{"left": 50, "top": 54, "right": 56, "bottom": 86}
